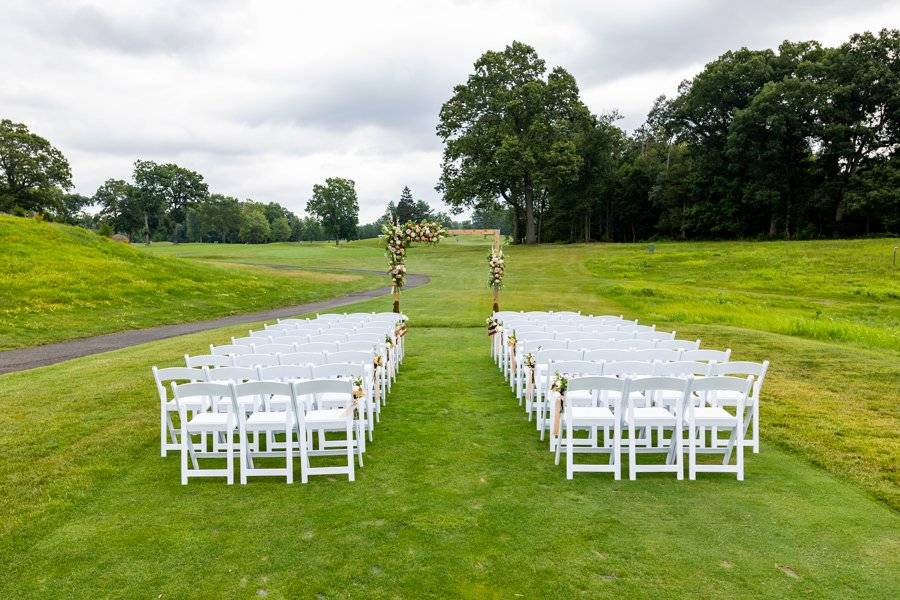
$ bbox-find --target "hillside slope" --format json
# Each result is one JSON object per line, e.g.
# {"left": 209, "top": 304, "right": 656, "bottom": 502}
{"left": 0, "top": 215, "right": 380, "bottom": 350}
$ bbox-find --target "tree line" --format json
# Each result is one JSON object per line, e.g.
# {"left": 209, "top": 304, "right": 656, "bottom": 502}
{"left": 437, "top": 29, "right": 899, "bottom": 242}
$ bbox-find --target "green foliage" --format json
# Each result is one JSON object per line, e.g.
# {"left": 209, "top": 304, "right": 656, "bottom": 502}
{"left": 270, "top": 215, "right": 292, "bottom": 242}
{"left": 0, "top": 119, "right": 72, "bottom": 214}
{"left": 306, "top": 176, "right": 360, "bottom": 245}
{"left": 238, "top": 206, "right": 271, "bottom": 243}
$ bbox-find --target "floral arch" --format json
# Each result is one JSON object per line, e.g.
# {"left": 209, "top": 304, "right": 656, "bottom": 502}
{"left": 381, "top": 222, "right": 504, "bottom": 313}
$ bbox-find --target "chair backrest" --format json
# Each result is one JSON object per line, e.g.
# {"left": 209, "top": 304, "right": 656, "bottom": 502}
{"left": 184, "top": 354, "right": 233, "bottom": 368}
{"left": 714, "top": 361, "right": 769, "bottom": 398}
{"left": 210, "top": 344, "right": 253, "bottom": 356}
{"left": 171, "top": 382, "right": 234, "bottom": 415}
{"left": 231, "top": 336, "right": 258, "bottom": 346}
{"left": 152, "top": 366, "right": 207, "bottom": 401}
{"left": 292, "top": 378, "right": 353, "bottom": 411}
{"left": 354, "top": 333, "right": 387, "bottom": 343}
{"left": 683, "top": 349, "right": 732, "bottom": 363}
{"left": 232, "top": 353, "right": 279, "bottom": 368}
{"left": 567, "top": 339, "right": 613, "bottom": 351}
{"left": 295, "top": 342, "right": 338, "bottom": 353}
{"left": 325, "top": 351, "right": 373, "bottom": 366}
{"left": 312, "top": 363, "right": 365, "bottom": 380}
{"left": 630, "top": 349, "right": 681, "bottom": 363}
{"left": 536, "top": 348, "right": 583, "bottom": 365}
{"left": 253, "top": 343, "right": 296, "bottom": 355}
{"left": 258, "top": 364, "right": 312, "bottom": 382}
{"left": 689, "top": 375, "right": 753, "bottom": 411}
{"left": 581, "top": 349, "right": 626, "bottom": 362}
{"left": 337, "top": 341, "right": 379, "bottom": 353}
{"left": 248, "top": 330, "right": 273, "bottom": 339}
{"left": 549, "top": 360, "right": 605, "bottom": 378}
{"left": 653, "top": 360, "right": 712, "bottom": 377}
{"left": 309, "top": 333, "right": 349, "bottom": 343}
{"left": 632, "top": 324, "right": 656, "bottom": 333}
{"left": 655, "top": 338, "right": 701, "bottom": 351}
{"left": 605, "top": 339, "right": 655, "bottom": 350}
{"left": 206, "top": 366, "right": 258, "bottom": 383}
{"left": 634, "top": 331, "right": 668, "bottom": 341}
{"left": 602, "top": 361, "right": 657, "bottom": 377}
{"left": 523, "top": 339, "right": 566, "bottom": 353}
{"left": 279, "top": 351, "right": 326, "bottom": 366}
{"left": 314, "top": 313, "right": 345, "bottom": 321}
{"left": 567, "top": 375, "right": 628, "bottom": 395}
{"left": 231, "top": 381, "right": 295, "bottom": 416}
{"left": 276, "top": 336, "right": 310, "bottom": 346}
{"left": 277, "top": 318, "right": 313, "bottom": 326}
{"left": 627, "top": 376, "right": 693, "bottom": 411}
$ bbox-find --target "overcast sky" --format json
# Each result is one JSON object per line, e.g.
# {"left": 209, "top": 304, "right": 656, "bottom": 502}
{"left": 2, "top": 1, "right": 897, "bottom": 221}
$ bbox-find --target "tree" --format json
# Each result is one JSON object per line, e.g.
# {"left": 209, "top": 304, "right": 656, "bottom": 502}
{"left": 239, "top": 206, "right": 271, "bottom": 243}
{"left": 0, "top": 119, "right": 72, "bottom": 213}
{"left": 94, "top": 178, "right": 143, "bottom": 239}
{"left": 437, "top": 41, "right": 586, "bottom": 243}
{"left": 270, "top": 216, "right": 292, "bottom": 242}
{"left": 132, "top": 159, "right": 208, "bottom": 242}
{"left": 396, "top": 186, "right": 416, "bottom": 223}
{"left": 306, "top": 177, "right": 359, "bottom": 245}
{"left": 185, "top": 194, "right": 242, "bottom": 242}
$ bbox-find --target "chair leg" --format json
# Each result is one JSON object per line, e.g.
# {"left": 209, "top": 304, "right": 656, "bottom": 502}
{"left": 675, "top": 422, "right": 684, "bottom": 480}
{"left": 285, "top": 424, "right": 294, "bottom": 484}
{"left": 346, "top": 422, "right": 355, "bottom": 482}
{"left": 299, "top": 427, "right": 309, "bottom": 484}
{"left": 688, "top": 421, "right": 697, "bottom": 480}
{"left": 180, "top": 427, "right": 189, "bottom": 485}
{"left": 226, "top": 431, "right": 234, "bottom": 485}
{"left": 628, "top": 422, "right": 637, "bottom": 480}
{"left": 613, "top": 427, "right": 621, "bottom": 480}
{"left": 239, "top": 429, "right": 248, "bottom": 485}
{"left": 736, "top": 423, "right": 745, "bottom": 481}
{"left": 566, "top": 420, "right": 574, "bottom": 480}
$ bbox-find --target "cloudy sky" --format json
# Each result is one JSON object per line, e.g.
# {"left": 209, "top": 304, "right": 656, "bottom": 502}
{"left": 2, "top": 0, "right": 897, "bottom": 221}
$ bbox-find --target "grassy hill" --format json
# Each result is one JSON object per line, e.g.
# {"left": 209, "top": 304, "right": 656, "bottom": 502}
{"left": 0, "top": 215, "right": 381, "bottom": 350}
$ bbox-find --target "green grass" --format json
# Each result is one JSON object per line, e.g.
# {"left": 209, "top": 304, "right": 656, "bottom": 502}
{"left": 0, "top": 215, "right": 382, "bottom": 350}
{"left": 1, "top": 231, "right": 898, "bottom": 597}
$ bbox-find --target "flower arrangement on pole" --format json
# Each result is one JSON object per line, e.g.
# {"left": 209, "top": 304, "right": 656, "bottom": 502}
{"left": 382, "top": 220, "right": 446, "bottom": 313}
{"left": 487, "top": 248, "right": 505, "bottom": 312}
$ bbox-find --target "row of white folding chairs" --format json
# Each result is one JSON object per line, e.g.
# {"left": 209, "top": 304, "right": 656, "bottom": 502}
{"left": 157, "top": 362, "right": 383, "bottom": 476}
{"left": 169, "top": 378, "right": 366, "bottom": 484}
{"left": 524, "top": 358, "right": 768, "bottom": 457}
{"left": 512, "top": 347, "right": 731, "bottom": 418}
{"left": 539, "top": 374, "right": 756, "bottom": 481}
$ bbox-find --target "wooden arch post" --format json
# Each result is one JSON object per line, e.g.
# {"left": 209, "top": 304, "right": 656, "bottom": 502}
{"left": 447, "top": 228, "right": 503, "bottom": 312}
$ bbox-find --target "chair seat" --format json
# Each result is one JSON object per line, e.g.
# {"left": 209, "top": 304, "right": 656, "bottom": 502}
{"left": 304, "top": 408, "right": 351, "bottom": 424}
{"left": 691, "top": 407, "right": 737, "bottom": 426}
{"left": 187, "top": 412, "right": 234, "bottom": 431}
{"left": 625, "top": 407, "right": 676, "bottom": 426}
{"left": 569, "top": 406, "right": 615, "bottom": 425}
{"left": 246, "top": 411, "right": 292, "bottom": 428}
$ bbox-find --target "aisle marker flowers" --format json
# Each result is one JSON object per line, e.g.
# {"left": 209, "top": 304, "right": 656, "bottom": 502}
{"left": 550, "top": 372, "right": 569, "bottom": 438}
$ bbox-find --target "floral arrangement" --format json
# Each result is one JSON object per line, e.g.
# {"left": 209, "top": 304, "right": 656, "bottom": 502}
{"left": 507, "top": 330, "right": 517, "bottom": 348}
{"left": 373, "top": 354, "right": 384, "bottom": 368}
{"left": 487, "top": 248, "right": 505, "bottom": 289}
{"left": 382, "top": 220, "right": 447, "bottom": 290}
{"left": 351, "top": 376, "right": 365, "bottom": 399}
{"left": 523, "top": 352, "right": 536, "bottom": 370}
{"left": 486, "top": 316, "right": 502, "bottom": 337}
{"left": 395, "top": 322, "right": 408, "bottom": 337}
{"left": 384, "top": 334, "right": 394, "bottom": 350}
{"left": 550, "top": 371, "right": 568, "bottom": 395}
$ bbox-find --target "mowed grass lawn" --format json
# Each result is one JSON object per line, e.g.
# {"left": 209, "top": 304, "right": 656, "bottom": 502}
{"left": 0, "top": 233, "right": 897, "bottom": 597}
{"left": 0, "top": 215, "right": 382, "bottom": 350}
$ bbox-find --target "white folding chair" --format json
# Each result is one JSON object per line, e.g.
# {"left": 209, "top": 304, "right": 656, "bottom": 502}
{"left": 254, "top": 343, "right": 296, "bottom": 355}
{"left": 231, "top": 336, "right": 259, "bottom": 346}
{"left": 655, "top": 338, "right": 701, "bottom": 351}
{"left": 295, "top": 342, "right": 339, "bottom": 353}
{"left": 625, "top": 377, "right": 691, "bottom": 480}
{"left": 683, "top": 349, "right": 732, "bottom": 363}
{"left": 279, "top": 351, "right": 326, "bottom": 366}
{"left": 172, "top": 382, "right": 237, "bottom": 485}
{"left": 292, "top": 379, "right": 360, "bottom": 483}
{"left": 232, "top": 381, "right": 296, "bottom": 484}
{"left": 554, "top": 376, "right": 628, "bottom": 480}
{"left": 687, "top": 376, "right": 753, "bottom": 480}
{"left": 232, "top": 353, "right": 279, "bottom": 368}
{"left": 153, "top": 366, "right": 207, "bottom": 457}
{"left": 713, "top": 361, "right": 769, "bottom": 454}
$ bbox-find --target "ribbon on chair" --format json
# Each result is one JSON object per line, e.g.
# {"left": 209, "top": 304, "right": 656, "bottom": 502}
{"left": 508, "top": 339, "right": 517, "bottom": 379}
{"left": 372, "top": 356, "right": 383, "bottom": 405}
{"left": 525, "top": 365, "right": 535, "bottom": 406}
{"left": 345, "top": 383, "right": 365, "bottom": 417}
{"left": 551, "top": 390, "right": 566, "bottom": 438}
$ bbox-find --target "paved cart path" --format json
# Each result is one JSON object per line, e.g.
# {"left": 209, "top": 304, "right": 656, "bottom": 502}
{"left": 0, "top": 271, "right": 428, "bottom": 375}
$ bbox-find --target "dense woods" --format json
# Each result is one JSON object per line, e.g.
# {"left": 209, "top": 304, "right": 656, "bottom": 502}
{"left": 2, "top": 29, "right": 897, "bottom": 243}
{"left": 438, "top": 30, "right": 899, "bottom": 242}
